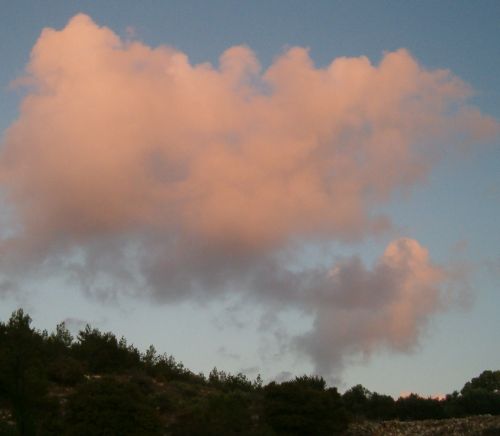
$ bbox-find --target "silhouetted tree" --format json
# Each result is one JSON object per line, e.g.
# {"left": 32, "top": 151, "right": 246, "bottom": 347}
{"left": 366, "top": 392, "right": 396, "bottom": 420}
{"left": 0, "top": 309, "right": 48, "bottom": 435}
{"left": 461, "top": 370, "right": 500, "bottom": 395}
{"left": 64, "top": 376, "right": 162, "bottom": 435}
{"left": 396, "top": 394, "right": 445, "bottom": 420}
{"left": 343, "top": 384, "right": 371, "bottom": 418}
{"left": 171, "top": 391, "right": 263, "bottom": 436}
{"left": 1, "top": 309, "right": 499, "bottom": 433}
{"left": 264, "top": 376, "right": 349, "bottom": 435}
{"left": 73, "top": 325, "right": 141, "bottom": 373}
{"left": 459, "top": 389, "right": 500, "bottom": 416}
{"left": 209, "top": 367, "right": 253, "bottom": 391}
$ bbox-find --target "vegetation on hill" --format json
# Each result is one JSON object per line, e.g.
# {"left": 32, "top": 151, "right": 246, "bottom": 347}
{"left": 0, "top": 309, "right": 499, "bottom": 435}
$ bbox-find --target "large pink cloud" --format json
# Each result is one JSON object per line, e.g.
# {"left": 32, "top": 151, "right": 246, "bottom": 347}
{"left": 0, "top": 14, "right": 497, "bottom": 373}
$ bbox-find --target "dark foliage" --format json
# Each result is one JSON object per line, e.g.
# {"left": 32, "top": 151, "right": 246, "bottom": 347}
{"left": 366, "top": 392, "right": 396, "bottom": 420}
{"left": 171, "top": 390, "right": 265, "bottom": 436}
{"left": 0, "top": 309, "right": 498, "bottom": 435}
{"left": 461, "top": 370, "right": 500, "bottom": 395}
{"left": 395, "top": 394, "right": 446, "bottom": 420}
{"left": 457, "top": 388, "right": 500, "bottom": 416}
{"left": 73, "top": 326, "right": 141, "bottom": 374}
{"left": 0, "top": 310, "right": 48, "bottom": 435}
{"left": 342, "top": 384, "right": 371, "bottom": 418}
{"left": 64, "top": 377, "right": 161, "bottom": 435}
{"left": 208, "top": 367, "right": 254, "bottom": 391}
{"left": 263, "top": 376, "right": 349, "bottom": 435}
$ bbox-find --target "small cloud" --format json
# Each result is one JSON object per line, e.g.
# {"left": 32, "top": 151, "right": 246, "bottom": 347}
{"left": 0, "top": 279, "right": 19, "bottom": 298}
{"left": 62, "top": 317, "right": 88, "bottom": 334}
{"left": 239, "top": 366, "right": 260, "bottom": 376}
{"left": 273, "top": 371, "right": 294, "bottom": 383}
{"left": 217, "top": 346, "right": 240, "bottom": 360}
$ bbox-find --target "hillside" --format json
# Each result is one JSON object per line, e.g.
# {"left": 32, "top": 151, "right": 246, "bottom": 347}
{"left": 346, "top": 415, "right": 500, "bottom": 435}
{"left": 0, "top": 309, "right": 499, "bottom": 435}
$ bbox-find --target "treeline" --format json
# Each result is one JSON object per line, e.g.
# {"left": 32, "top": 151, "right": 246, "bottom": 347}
{"left": 0, "top": 309, "right": 499, "bottom": 435}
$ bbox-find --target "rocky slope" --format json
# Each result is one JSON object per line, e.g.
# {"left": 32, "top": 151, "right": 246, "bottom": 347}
{"left": 345, "top": 415, "right": 500, "bottom": 435}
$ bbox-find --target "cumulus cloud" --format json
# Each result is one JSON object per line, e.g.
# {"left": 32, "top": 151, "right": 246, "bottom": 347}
{"left": 0, "top": 14, "right": 497, "bottom": 374}
{"left": 293, "top": 238, "right": 446, "bottom": 373}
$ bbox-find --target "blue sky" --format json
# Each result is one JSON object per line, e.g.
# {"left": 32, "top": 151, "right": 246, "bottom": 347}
{"left": 0, "top": 1, "right": 499, "bottom": 397}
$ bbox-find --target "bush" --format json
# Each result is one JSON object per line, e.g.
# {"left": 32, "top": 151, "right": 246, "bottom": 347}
{"left": 208, "top": 367, "right": 253, "bottom": 392}
{"left": 47, "top": 356, "right": 85, "bottom": 386}
{"left": 73, "top": 326, "right": 142, "bottom": 373}
{"left": 396, "top": 394, "right": 445, "bottom": 420}
{"left": 264, "top": 377, "right": 349, "bottom": 435}
{"left": 366, "top": 392, "right": 396, "bottom": 420}
{"left": 459, "top": 389, "right": 500, "bottom": 415}
{"left": 171, "top": 391, "right": 262, "bottom": 436}
{"left": 461, "top": 370, "right": 500, "bottom": 395}
{"left": 64, "top": 377, "right": 162, "bottom": 435}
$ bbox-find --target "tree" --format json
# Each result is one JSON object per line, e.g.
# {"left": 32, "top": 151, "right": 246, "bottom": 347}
{"left": 50, "top": 322, "right": 73, "bottom": 348}
{"left": 458, "top": 370, "right": 500, "bottom": 416}
{"left": 64, "top": 377, "right": 162, "bottom": 435}
{"left": 171, "top": 391, "right": 261, "bottom": 436}
{"left": 264, "top": 377, "right": 349, "bottom": 435}
{"left": 0, "top": 309, "right": 48, "bottom": 435}
{"left": 461, "top": 370, "right": 500, "bottom": 395}
{"left": 366, "top": 392, "right": 396, "bottom": 420}
{"left": 395, "top": 394, "right": 445, "bottom": 420}
{"left": 343, "top": 384, "right": 371, "bottom": 418}
{"left": 208, "top": 367, "right": 253, "bottom": 392}
{"left": 73, "top": 325, "right": 141, "bottom": 373}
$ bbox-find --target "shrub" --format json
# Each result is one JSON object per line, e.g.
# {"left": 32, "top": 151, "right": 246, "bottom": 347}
{"left": 64, "top": 377, "right": 162, "bottom": 435}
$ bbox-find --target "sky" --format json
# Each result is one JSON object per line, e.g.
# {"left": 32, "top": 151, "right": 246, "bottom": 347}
{"left": 0, "top": 1, "right": 499, "bottom": 398}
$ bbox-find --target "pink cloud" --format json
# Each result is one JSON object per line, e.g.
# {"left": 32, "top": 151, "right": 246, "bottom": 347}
{"left": 0, "top": 14, "right": 497, "bottom": 374}
{"left": 2, "top": 14, "right": 496, "bottom": 251}
{"left": 294, "top": 238, "right": 446, "bottom": 372}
